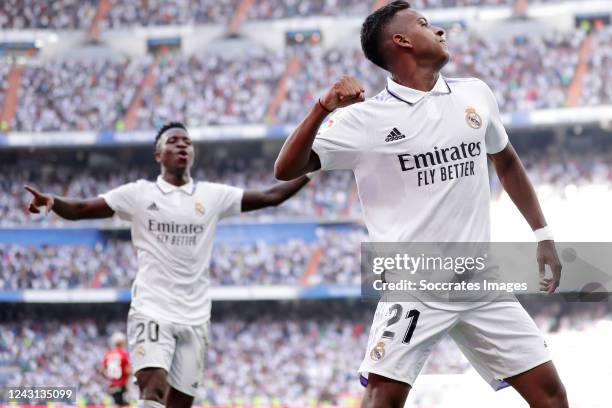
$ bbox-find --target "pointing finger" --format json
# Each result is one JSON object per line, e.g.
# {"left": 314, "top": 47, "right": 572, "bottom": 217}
{"left": 24, "top": 185, "right": 40, "bottom": 196}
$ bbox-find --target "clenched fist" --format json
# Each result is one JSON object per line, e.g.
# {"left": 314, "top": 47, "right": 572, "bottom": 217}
{"left": 320, "top": 76, "right": 365, "bottom": 112}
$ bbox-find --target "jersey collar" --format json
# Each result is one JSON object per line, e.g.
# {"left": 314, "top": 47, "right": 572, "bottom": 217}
{"left": 386, "top": 74, "right": 451, "bottom": 105}
{"left": 156, "top": 175, "right": 196, "bottom": 195}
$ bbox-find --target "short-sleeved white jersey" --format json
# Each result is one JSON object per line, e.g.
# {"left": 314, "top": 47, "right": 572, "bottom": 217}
{"left": 101, "top": 176, "right": 243, "bottom": 325}
{"left": 313, "top": 75, "right": 508, "bottom": 243}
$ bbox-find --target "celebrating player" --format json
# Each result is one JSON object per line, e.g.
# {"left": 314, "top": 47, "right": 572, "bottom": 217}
{"left": 102, "top": 332, "right": 131, "bottom": 407}
{"left": 274, "top": 1, "right": 567, "bottom": 407}
{"left": 25, "top": 122, "right": 312, "bottom": 408}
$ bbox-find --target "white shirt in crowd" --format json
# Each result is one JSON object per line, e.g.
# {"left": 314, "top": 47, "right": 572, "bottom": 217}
{"left": 313, "top": 75, "right": 509, "bottom": 243}
{"left": 101, "top": 176, "right": 243, "bottom": 325}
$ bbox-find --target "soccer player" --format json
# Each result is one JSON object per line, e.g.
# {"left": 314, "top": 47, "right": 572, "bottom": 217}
{"left": 274, "top": 2, "right": 567, "bottom": 407}
{"left": 25, "top": 122, "right": 312, "bottom": 408}
{"left": 102, "top": 332, "right": 131, "bottom": 407}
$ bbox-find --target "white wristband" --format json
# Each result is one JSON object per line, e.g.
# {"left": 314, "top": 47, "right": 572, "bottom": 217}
{"left": 534, "top": 226, "right": 554, "bottom": 242}
{"left": 305, "top": 169, "right": 321, "bottom": 180}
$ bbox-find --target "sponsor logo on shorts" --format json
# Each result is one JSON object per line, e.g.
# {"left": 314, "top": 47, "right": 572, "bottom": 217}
{"left": 370, "top": 341, "right": 386, "bottom": 361}
{"left": 135, "top": 345, "right": 146, "bottom": 357}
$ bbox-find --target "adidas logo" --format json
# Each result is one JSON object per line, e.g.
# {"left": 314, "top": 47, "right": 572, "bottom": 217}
{"left": 385, "top": 127, "right": 406, "bottom": 142}
{"left": 147, "top": 202, "right": 159, "bottom": 211}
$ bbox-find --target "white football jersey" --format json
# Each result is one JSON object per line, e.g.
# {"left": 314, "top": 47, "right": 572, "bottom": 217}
{"left": 101, "top": 176, "right": 243, "bottom": 325}
{"left": 313, "top": 75, "right": 508, "bottom": 243}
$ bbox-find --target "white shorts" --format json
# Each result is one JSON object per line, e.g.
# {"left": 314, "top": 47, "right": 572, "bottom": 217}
{"left": 127, "top": 311, "right": 209, "bottom": 397}
{"left": 358, "top": 301, "right": 551, "bottom": 390}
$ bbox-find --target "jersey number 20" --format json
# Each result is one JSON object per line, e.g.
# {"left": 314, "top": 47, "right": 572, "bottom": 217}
{"left": 135, "top": 321, "right": 159, "bottom": 343}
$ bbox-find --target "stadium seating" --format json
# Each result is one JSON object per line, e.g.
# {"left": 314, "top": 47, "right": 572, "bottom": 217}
{"left": 2, "top": 300, "right": 609, "bottom": 405}
{"left": 8, "top": 26, "right": 607, "bottom": 131}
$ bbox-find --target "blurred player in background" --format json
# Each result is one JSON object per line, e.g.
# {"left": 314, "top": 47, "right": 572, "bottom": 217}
{"left": 25, "top": 121, "right": 312, "bottom": 408}
{"left": 275, "top": 1, "right": 568, "bottom": 407}
{"left": 102, "top": 332, "right": 131, "bottom": 407}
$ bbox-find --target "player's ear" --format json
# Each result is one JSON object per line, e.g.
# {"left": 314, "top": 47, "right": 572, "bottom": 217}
{"left": 393, "top": 33, "right": 412, "bottom": 49}
{"left": 154, "top": 148, "right": 161, "bottom": 163}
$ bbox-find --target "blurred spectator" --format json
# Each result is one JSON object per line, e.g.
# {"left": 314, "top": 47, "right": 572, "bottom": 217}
{"left": 15, "top": 57, "right": 151, "bottom": 132}
{"left": 137, "top": 50, "right": 286, "bottom": 129}
{"left": 102, "top": 0, "right": 238, "bottom": 28}
{"left": 444, "top": 29, "right": 583, "bottom": 112}
{"left": 4, "top": 149, "right": 612, "bottom": 227}
{"left": 0, "top": 0, "right": 98, "bottom": 29}
{"left": 0, "top": 242, "right": 135, "bottom": 290}
{"left": 580, "top": 26, "right": 612, "bottom": 107}
{"left": 8, "top": 28, "right": 610, "bottom": 131}
{"left": 248, "top": 0, "right": 369, "bottom": 20}
{"left": 2, "top": 301, "right": 609, "bottom": 405}
{"left": 0, "top": 225, "right": 366, "bottom": 289}
{"left": 0, "top": 160, "right": 358, "bottom": 227}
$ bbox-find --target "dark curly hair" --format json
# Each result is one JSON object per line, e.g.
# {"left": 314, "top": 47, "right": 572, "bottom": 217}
{"left": 154, "top": 121, "right": 187, "bottom": 149}
{"left": 361, "top": 1, "right": 411, "bottom": 70}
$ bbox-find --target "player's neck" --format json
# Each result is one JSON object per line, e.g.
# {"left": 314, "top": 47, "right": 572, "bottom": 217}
{"left": 161, "top": 170, "right": 191, "bottom": 187}
{"left": 391, "top": 65, "right": 440, "bottom": 93}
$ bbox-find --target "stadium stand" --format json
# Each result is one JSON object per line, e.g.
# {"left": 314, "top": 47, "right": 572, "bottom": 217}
{"left": 5, "top": 26, "right": 611, "bottom": 131}
{"left": 580, "top": 25, "right": 612, "bottom": 107}
{"left": 0, "top": 0, "right": 524, "bottom": 30}
{"left": 2, "top": 1, "right": 612, "bottom": 407}
{"left": 0, "top": 0, "right": 98, "bottom": 29}
{"left": 1, "top": 149, "right": 610, "bottom": 227}
{"left": 1, "top": 300, "right": 609, "bottom": 406}
{"left": 137, "top": 50, "right": 286, "bottom": 129}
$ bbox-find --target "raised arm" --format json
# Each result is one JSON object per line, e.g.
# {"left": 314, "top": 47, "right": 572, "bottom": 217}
{"left": 25, "top": 185, "right": 115, "bottom": 220}
{"left": 488, "top": 144, "right": 562, "bottom": 293}
{"left": 274, "top": 76, "right": 365, "bottom": 180}
{"left": 241, "top": 176, "right": 311, "bottom": 212}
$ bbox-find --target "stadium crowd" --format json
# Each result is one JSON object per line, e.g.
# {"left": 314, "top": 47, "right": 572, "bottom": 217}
{"left": 0, "top": 225, "right": 365, "bottom": 289}
{"left": 0, "top": 0, "right": 98, "bottom": 29}
{"left": 102, "top": 0, "right": 236, "bottom": 27}
{"left": 0, "top": 160, "right": 358, "bottom": 227}
{"left": 15, "top": 57, "right": 151, "bottom": 132}
{"left": 580, "top": 26, "right": 612, "bottom": 107}
{"left": 0, "top": 0, "right": 522, "bottom": 29}
{"left": 5, "top": 26, "right": 608, "bottom": 131}
{"left": 0, "top": 242, "right": 135, "bottom": 290}
{"left": 1, "top": 300, "right": 609, "bottom": 405}
{"left": 444, "top": 29, "right": 583, "bottom": 112}
{"left": 136, "top": 50, "right": 286, "bottom": 129}
{"left": 3, "top": 148, "right": 612, "bottom": 227}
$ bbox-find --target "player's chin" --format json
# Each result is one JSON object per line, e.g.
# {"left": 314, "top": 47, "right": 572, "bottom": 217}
{"left": 173, "top": 157, "right": 191, "bottom": 169}
{"left": 437, "top": 49, "right": 451, "bottom": 68}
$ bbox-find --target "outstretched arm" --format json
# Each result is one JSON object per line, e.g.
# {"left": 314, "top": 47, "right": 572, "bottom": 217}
{"left": 274, "top": 76, "right": 364, "bottom": 180}
{"left": 488, "top": 143, "right": 562, "bottom": 293}
{"left": 241, "top": 176, "right": 311, "bottom": 212}
{"left": 25, "top": 185, "right": 115, "bottom": 220}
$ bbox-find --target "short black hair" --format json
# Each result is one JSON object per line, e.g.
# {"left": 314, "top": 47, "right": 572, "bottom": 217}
{"left": 154, "top": 121, "right": 187, "bottom": 149}
{"left": 361, "top": 0, "right": 411, "bottom": 70}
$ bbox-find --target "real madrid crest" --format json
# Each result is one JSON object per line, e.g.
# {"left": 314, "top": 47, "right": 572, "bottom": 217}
{"left": 195, "top": 201, "right": 206, "bottom": 216}
{"left": 370, "top": 341, "right": 386, "bottom": 361}
{"left": 465, "top": 107, "right": 482, "bottom": 129}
